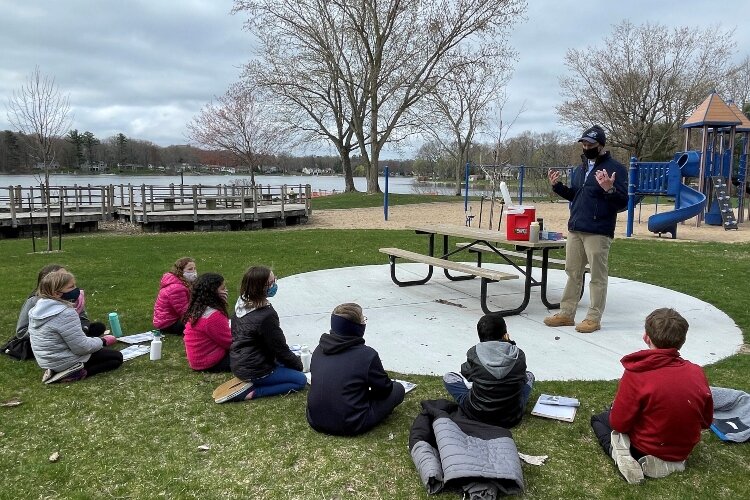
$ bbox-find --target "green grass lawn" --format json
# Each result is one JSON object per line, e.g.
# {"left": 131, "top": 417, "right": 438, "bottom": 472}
{"left": 1, "top": 227, "right": 749, "bottom": 499}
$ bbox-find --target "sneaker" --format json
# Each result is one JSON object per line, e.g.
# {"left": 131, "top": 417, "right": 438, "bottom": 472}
{"left": 59, "top": 368, "right": 88, "bottom": 383}
{"left": 575, "top": 319, "right": 601, "bottom": 333}
{"left": 638, "top": 455, "right": 686, "bottom": 478}
{"left": 213, "top": 377, "right": 254, "bottom": 404}
{"left": 43, "top": 362, "right": 85, "bottom": 385}
{"left": 543, "top": 313, "right": 575, "bottom": 327}
{"left": 610, "top": 431, "right": 644, "bottom": 484}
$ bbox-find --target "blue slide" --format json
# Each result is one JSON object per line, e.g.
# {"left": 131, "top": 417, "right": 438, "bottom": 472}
{"left": 647, "top": 183, "right": 706, "bottom": 236}
{"left": 647, "top": 152, "right": 707, "bottom": 237}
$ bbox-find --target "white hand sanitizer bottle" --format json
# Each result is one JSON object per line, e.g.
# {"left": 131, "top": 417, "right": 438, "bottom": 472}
{"left": 150, "top": 331, "right": 162, "bottom": 361}
{"left": 300, "top": 344, "right": 311, "bottom": 373}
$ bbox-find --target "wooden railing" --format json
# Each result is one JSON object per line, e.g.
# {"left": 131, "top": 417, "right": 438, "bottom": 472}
{"left": 0, "top": 183, "right": 312, "bottom": 227}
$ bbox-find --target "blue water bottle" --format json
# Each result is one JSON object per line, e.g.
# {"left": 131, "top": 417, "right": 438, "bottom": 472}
{"left": 108, "top": 312, "right": 123, "bottom": 338}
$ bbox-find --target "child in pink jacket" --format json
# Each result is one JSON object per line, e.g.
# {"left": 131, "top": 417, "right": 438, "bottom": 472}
{"left": 183, "top": 273, "right": 232, "bottom": 372}
{"left": 153, "top": 257, "right": 196, "bottom": 335}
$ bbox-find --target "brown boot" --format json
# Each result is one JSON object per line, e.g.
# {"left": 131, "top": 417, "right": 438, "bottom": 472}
{"left": 575, "top": 319, "right": 601, "bottom": 333}
{"left": 543, "top": 313, "right": 575, "bottom": 327}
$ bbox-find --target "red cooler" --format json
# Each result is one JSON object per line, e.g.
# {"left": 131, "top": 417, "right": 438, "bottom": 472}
{"left": 506, "top": 206, "right": 536, "bottom": 241}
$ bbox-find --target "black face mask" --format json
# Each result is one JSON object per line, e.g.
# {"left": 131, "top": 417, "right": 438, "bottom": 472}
{"left": 60, "top": 287, "right": 81, "bottom": 303}
{"left": 583, "top": 146, "right": 600, "bottom": 160}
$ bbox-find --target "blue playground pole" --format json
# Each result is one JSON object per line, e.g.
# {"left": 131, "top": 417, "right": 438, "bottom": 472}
{"left": 464, "top": 162, "right": 470, "bottom": 211}
{"left": 384, "top": 166, "right": 389, "bottom": 221}
{"left": 518, "top": 165, "right": 525, "bottom": 205}
{"left": 626, "top": 156, "right": 638, "bottom": 237}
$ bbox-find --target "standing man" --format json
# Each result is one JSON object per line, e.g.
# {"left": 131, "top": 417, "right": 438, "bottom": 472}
{"left": 544, "top": 125, "right": 628, "bottom": 333}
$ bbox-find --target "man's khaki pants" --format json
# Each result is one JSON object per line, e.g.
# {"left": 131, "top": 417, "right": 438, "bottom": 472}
{"left": 559, "top": 230, "right": 612, "bottom": 323}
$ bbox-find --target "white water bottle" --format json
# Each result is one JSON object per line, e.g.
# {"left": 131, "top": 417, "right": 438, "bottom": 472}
{"left": 300, "top": 344, "right": 311, "bottom": 373}
{"left": 150, "top": 331, "right": 162, "bottom": 361}
{"left": 529, "top": 221, "right": 540, "bottom": 243}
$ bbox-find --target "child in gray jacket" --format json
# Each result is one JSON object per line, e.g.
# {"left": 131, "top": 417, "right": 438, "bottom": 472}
{"left": 28, "top": 269, "right": 122, "bottom": 383}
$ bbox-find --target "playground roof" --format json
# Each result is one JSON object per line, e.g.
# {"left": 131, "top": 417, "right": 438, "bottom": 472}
{"left": 682, "top": 93, "right": 742, "bottom": 128}
{"left": 727, "top": 101, "right": 750, "bottom": 132}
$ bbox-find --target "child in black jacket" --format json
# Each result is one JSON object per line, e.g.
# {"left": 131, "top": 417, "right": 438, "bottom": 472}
{"left": 443, "top": 314, "right": 534, "bottom": 428}
{"left": 306, "top": 303, "right": 405, "bottom": 436}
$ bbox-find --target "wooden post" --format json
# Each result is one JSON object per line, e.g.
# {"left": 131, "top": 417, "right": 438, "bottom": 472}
{"left": 129, "top": 184, "right": 135, "bottom": 222}
{"left": 88, "top": 184, "right": 92, "bottom": 204}
{"left": 281, "top": 184, "right": 286, "bottom": 218}
{"left": 240, "top": 185, "right": 246, "bottom": 222}
{"left": 141, "top": 184, "right": 148, "bottom": 224}
{"left": 149, "top": 185, "right": 154, "bottom": 212}
{"left": 30, "top": 185, "right": 35, "bottom": 212}
{"left": 305, "top": 184, "right": 312, "bottom": 215}
{"left": 253, "top": 184, "right": 258, "bottom": 221}
{"left": 119, "top": 184, "right": 124, "bottom": 207}
{"left": 74, "top": 184, "right": 80, "bottom": 212}
{"left": 8, "top": 186, "right": 17, "bottom": 228}
{"left": 100, "top": 187, "right": 106, "bottom": 221}
{"left": 192, "top": 185, "right": 198, "bottom": 223}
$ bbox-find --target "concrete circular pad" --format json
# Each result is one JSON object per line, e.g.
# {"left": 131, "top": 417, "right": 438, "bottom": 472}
{"left": 273, "top": 264, "right": 742, "bottom": 381}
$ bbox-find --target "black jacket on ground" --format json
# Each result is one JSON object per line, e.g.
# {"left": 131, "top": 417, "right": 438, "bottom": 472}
{"left": 462, "top": 340, "right": 527, "bottom": 428}
{"left": 306, "top": 332, "right": 396, "bottom": 435}
{"left": 230, "top": 304, "right": 302, "bottom": 381}
{"left": 553, "top": 152, "right": 628, "bottom": 238}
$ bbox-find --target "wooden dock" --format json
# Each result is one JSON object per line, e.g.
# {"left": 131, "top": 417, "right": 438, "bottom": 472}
{"left": 0, "top": 183, "right": 312, "bottom": 238}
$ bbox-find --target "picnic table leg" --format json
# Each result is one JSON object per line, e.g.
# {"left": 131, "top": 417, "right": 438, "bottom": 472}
{"left": 479, "top": 277, "right": 527, "bottom": 316}
{"left": 540, "top": 247, "right": 561, "bottom": 310}
{"left": 441, "top": 234, "right": 477, "bottom": 282}
{"left": 387, "top": 255, "right": 434, "bottom": 286}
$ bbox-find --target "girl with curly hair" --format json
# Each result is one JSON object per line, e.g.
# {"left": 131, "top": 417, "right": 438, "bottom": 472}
{"left": 153, "top": 257, "right": 197, "bottom": 335}
{"left": 183, "top": 273, "right": 232, "bottom": 372}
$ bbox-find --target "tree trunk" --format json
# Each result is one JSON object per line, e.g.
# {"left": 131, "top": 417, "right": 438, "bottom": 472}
{"left": 340, "top": 150, "right": 357, "bottom": 192}
{"left": 44, "top": 168, "right": 52, "bottom": 252}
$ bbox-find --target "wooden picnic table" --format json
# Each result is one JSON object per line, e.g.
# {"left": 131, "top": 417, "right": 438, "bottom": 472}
{"left": 381, "top": 223, "right": 566, "bottom": 316}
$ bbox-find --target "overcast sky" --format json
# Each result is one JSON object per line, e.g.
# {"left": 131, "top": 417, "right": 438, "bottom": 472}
{"left": 1, "top": 1, "right": 749, "bottom": 159}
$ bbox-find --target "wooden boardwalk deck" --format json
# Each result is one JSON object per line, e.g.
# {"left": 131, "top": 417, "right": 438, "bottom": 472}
{"left": 0, "top": 183, "right": 312, "bottom": 238}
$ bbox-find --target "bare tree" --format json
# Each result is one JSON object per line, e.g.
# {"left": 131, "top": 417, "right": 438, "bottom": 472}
{"left": 558, "top": 21, "right": 736, "bottom": 160}
{"left": 234, "top": 0, "right": 526, "bottom": 193}
{"left": 722, "top": 55, "right": 750, "bottom": 110}
{"left": 6, "top": 67, "right": 71, "bottom": 251}
{"left": 186, "top": 82, "right": 287, "bottom": 185}
{"left": 416, "top": 48, "right": 513, "bottom": 195}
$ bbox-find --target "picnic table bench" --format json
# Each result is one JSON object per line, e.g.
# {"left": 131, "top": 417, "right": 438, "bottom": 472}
{"left": 379, "top": 247, "right": 517, "bottom": 314}
{"left": 456, "top": 242, "right": 588, "bottom": 298}
{"left": 379, "top": 224, "right": 569, "bottom": 316}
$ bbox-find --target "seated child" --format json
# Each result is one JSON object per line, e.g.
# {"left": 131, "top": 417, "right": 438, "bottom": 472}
{"left": 590, "top": 308, "right": 713, "bottom": 484}
{"left": 306, "top": 303, "right": 405, "bottom": 436}
{"left": 153, "top": 257, "right": 197, "bottom": 335}
{"left": 17, "top": 264, "right": 106, "bottom": 339}
{"left": 443, "top": 314, "right": 534, "bottom": 428}
{"left": 184, "top": 273, "right": 232, "bottom": 372}
{"left": 221, "top": 266, "right": 306, "bottom": 402}
{"left": 28, "top": 270, "right": 122, "bottom": 383}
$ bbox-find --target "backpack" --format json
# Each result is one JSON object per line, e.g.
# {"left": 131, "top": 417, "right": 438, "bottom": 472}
{"left": 1, "top": 334, "right": 34, "bottom": 361}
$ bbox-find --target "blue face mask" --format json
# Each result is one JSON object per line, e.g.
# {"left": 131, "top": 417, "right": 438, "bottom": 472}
{"left": 266, "top": 282, "right": 278, "bottom": 298}
{"left": 61, "top": 287, "right": 81, "bottom": 303}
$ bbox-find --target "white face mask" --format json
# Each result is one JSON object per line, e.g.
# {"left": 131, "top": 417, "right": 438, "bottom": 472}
{"left": 183, "top": 271, "right": 198, "bottom": 282}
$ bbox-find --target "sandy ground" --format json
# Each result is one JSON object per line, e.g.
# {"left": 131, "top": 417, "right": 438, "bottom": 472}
{"left": 301, "top": 200, "right": 750, "bottom": 243}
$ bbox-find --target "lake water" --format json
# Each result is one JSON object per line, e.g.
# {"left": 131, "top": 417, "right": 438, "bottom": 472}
{"left": 0, "top": 173, "right": 481, "bottom": 196}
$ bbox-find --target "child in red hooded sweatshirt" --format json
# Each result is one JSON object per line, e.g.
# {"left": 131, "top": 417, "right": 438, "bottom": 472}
{"left": 590, "top": 308, "right": 713, "bottom": 484}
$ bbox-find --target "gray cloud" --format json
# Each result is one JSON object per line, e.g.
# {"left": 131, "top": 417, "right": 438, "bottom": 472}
{"left": 1, "top": 0, "right": 748, "bottom": 151}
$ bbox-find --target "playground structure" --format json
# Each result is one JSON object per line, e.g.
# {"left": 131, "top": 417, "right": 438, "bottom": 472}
{"left": 626, "top": 93, "right": 750, "bottom": 238}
